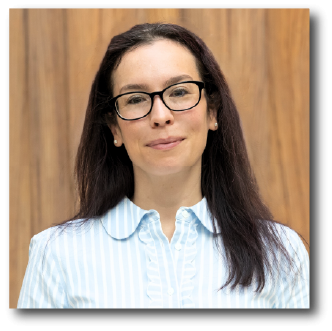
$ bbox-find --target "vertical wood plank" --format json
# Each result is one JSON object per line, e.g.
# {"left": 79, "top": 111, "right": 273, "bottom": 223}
{"left": 100, "top": 9, "right": 148, "bottom": 43}
{"left": 9, "top": 8, "right": 31, "bottom": 309}
{"left": 65, "top": 9, "right": 104, "bottom": 201}
{"left": 100, "top": 8, "right": 182, "bottom": 42}
{"left": 214, "top": 8, "right": 273, "bottom": 233}
{"left": 26, "top": 9, "right": 74, "bottom": 237}
{"left": 146, "top": 8, "right": 181, "bottom": 24}
{"left": 266, "top": 9, "right": 309, "bottom": 244}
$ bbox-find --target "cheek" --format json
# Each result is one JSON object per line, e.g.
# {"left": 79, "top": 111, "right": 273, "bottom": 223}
{"left": 187, "top": 110, "right": 210, "bottom": 137}
{"left": 120, "top": 126, "right": 144, "bottom": 160}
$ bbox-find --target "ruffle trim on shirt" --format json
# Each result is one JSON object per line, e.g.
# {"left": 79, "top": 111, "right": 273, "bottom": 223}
{"left": 180, "top": 221, "right": 198, "bottom": 308}
{"left": 138, "top": 224, "right": 163, "bottom": 308}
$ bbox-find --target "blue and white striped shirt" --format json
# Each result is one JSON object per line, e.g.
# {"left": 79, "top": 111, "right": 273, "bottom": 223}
{"left": 17, "top": 196, "right": 309, "bottom": 308}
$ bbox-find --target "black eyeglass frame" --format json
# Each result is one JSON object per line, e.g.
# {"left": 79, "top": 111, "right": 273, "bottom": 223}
{"left": 108, "top": 80, "right": 205, "bottom": 121}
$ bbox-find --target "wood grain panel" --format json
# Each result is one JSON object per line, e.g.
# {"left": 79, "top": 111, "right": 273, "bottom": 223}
{"left": 10, "top": 8, "right": 31, "bottom": 310}
{"left": 147, "top": 8, "right": 182, "bottom": 23}
{"left": 265, "top": 9, "right": 309, "bottom": 243}
{"left": 65, "top": 9, "right": 104, "bottom": 202}
{"left": 26, "top": 9, "right": 74, "bottom": 234}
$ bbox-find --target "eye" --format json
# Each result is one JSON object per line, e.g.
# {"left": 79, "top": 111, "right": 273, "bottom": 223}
{"left": 169, "top": 88, "right": 188, "bottom": 98}
{"left": 127, "top": 94, "right": 148, "bottom": 105}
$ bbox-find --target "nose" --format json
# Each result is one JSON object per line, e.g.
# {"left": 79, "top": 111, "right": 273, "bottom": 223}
{"left": 149, "top": 95, "right": 174, "bottom": 127}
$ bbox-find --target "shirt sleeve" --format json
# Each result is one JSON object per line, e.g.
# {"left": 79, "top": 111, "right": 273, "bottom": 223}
{"left": 274, "top": 227, "right": 310, "bottom": 308}
{"left": 17, "top": 230, "right": 68, "bottom": 308}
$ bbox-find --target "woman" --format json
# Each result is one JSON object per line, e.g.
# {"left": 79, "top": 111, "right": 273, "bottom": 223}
{"left": 17, "top": 23, "right": 309, "bottom": 309}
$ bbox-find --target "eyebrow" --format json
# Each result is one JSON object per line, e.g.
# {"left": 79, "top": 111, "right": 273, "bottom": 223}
{"left": 118, "top": 74, "right": 194, "bottom": 94}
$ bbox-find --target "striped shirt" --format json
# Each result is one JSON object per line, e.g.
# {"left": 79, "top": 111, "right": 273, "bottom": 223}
{"left": 17, "top": 196, "right": 309, "bottom": 308}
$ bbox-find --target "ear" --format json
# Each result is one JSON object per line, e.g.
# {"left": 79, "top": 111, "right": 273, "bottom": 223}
{"left": 109, "top": 124, "right": 121, "bottom": 141}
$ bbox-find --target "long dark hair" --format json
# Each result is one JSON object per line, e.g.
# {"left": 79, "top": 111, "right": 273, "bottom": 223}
{"left": 57, "top": 22, "right": 301, "bottom": 292}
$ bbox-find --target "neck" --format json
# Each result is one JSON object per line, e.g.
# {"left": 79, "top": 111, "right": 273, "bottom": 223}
{"left": 132, "top": 164, "right": 203, "bottom": 226}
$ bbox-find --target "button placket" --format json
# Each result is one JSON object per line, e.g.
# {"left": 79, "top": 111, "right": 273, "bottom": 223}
{"left": 152, "top": 213, "right": 181, "bottom": 307}
{"left": 173, "top": 209, "right": 188, "bottom": 252}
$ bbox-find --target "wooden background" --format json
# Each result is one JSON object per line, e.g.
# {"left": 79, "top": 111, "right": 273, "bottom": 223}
{"left": 9, "top": 8, "right": 309, "bottom": 308}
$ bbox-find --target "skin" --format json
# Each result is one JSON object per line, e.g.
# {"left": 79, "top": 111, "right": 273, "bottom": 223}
{"left": 110, "top": 39, "right": 217, "bottom": 242}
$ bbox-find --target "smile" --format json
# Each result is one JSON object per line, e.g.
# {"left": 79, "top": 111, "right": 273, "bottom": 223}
{"left": 148, "top": 139, "right": 184, "bottom": 150}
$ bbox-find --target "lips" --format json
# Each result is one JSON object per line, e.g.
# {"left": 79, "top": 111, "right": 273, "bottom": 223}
{"left": 147, "top": 138, "right": 184, "bottom": 151}
{"left": 146, "top": 137, "right": 185, "bottom": 147}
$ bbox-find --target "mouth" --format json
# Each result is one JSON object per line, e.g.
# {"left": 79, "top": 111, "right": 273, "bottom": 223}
{"left": 149, "top": 140, "right": 184, "bottom": 150}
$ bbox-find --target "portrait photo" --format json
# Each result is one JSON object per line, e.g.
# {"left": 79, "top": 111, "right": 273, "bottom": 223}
{"left": 10, "top": 8, "right": 309, "bottom": 309}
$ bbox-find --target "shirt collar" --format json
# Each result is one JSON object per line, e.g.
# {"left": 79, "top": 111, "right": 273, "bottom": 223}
{"left": 101, "top": 196, "right": 220, "bottom": 240}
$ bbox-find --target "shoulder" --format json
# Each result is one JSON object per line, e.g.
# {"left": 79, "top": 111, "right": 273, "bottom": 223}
{"left": 271, "top": 222, "right": 308, "bottom": 253}
{"left": 29, "top": 218, "right": 98, "bottom": 251}
{"left": 264, "top": 221, "right": 309, "bottom": 276}
{"left": 29, "top": 226, "right": 57, "bottom": 249}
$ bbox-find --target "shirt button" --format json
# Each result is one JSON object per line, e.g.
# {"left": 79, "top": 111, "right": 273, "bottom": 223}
{"left": 168, "top": 288, "right": 174, "bottom": 296}
{"left": 175, "top": 243, "right": 182, "bottom": 251}
{"left": 182, "top": 210, "right": 189, "bottom": 218}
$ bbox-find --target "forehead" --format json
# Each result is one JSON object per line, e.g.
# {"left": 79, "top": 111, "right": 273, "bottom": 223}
{"left": 112, "top": 39, "right": 201, "bottom": 94}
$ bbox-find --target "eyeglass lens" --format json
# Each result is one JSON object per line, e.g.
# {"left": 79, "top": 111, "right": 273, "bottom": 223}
{"left": 115, "top": 82, "right": 200, "bottom": 120}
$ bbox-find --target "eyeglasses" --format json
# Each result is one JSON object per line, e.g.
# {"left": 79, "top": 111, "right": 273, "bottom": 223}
{"left": 109, "top": 81, "right": 205, "bottom": 121}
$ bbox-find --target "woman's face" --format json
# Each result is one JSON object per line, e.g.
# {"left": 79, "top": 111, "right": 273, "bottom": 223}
{"left": 110, "top": 39, "right": 217, "bottom": 177}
